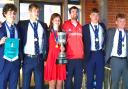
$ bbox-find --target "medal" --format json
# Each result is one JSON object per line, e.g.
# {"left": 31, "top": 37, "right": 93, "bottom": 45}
{"left": 56, "top": 44, "right": 59, "bottom": 48}
{"left": 34, "top": 38, "right": 38, "bottom": 41}
{"left": 122, "top": 44, "right": 124, "bottom": 47}
{"left": 95, "top": 38, "right": 99, "bottom": 42}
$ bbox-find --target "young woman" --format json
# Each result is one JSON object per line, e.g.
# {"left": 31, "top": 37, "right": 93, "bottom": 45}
{"left": 44, "top": 13, "right": 66, "bottom": 89}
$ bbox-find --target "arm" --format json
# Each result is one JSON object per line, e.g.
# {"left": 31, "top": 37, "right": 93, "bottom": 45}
{"left": 42, "top": 23, "right": 49, "bottom": 60}
{"left": 0, "top": 37, "right": 7, "bottom": 45}
{"left": 0, "top": 25, "right": 7, "bottom": 46}
{"left": 17, "top": 21, "right": 24, "bottom": 62}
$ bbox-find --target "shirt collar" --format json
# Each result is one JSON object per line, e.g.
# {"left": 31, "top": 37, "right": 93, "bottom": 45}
{"left": 30, "top": 19, "right": 37, "bottom": 24}
{"left": 6, "top": 21, "right": 14, "bottom": 27}
{"left": 69, "top": 19, "right": 79, "bottom": 27}
{"left": 116, "top": 28, "right": 125, "bottom": 32}
{"left": 91, "top": 22, "right": 98, "bottom": 27}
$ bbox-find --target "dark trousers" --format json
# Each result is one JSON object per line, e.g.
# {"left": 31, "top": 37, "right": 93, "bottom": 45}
{"left": 22, "top": 56, "right": 44, "bottom": 89}
{"left": 0, "top": 60, "right": 20, "bottom": 89}
{"left": 110, "top": 57, "right": 128, "bottom": 89}
{"left": 65, "top": 59, "right": 83, "bottom": 89}
{"left": 86, "top": 50, "right": 105, "bottom": 89}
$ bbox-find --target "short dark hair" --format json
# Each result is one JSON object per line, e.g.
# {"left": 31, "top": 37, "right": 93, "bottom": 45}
{"left": 91, "top": 8, "right": 99, "bottom": 13}
{"left": 2, "top": 4, "right": 17, "bottom": 17}
{"left": 29, "top": 3, "right": 40, "bottom": 11}
{"left": 116, "top": 13, "right": 126, "bottom": 20}
{"left": 69, "top": 6, "right": 78, "bottom": 14}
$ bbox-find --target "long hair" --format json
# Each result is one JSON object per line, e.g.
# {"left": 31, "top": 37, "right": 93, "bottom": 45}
{"left": 49, "top": 13, "right": 62, "bottom": 32}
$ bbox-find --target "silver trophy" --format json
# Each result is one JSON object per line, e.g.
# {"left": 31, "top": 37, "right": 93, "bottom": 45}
{"left": 56, "top": 32, "right": 67, "bottom": 64}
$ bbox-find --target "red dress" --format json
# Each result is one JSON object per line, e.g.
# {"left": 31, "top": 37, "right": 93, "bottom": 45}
{"left": 44, "top": 32, "right": 66, "bottom": 81}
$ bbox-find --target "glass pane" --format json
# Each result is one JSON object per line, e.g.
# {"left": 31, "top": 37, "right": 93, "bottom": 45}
{"left": 44, "top": 4, "right": 61, "bottom": 26}
{"left": 0, "top": 4, "right": 5, "bottom": 22}
{"left": 20, "top": 3, "right": 30, "bottom": 20}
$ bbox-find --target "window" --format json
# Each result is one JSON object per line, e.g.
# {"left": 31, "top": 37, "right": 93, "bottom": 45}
{"left": 20, "top": 3, "right": 30, "bottom": 20}
{"left": 44, "top": 4, "right": 61, "bottom": 26}
{"left": 20, "top": 3, "right": 61, "bottom": 26}
{"left": 0, "top": 4, "right": 5, "bottom": 22}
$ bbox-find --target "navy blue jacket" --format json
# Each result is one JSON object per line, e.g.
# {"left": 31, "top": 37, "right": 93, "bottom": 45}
{"left": 82, "top": 23, "right": 106, "bottom": 62}
{"left": 0, "top": 21, "right": 21, "bottom": 73}
{"left": 17, "top": 20, "right": 48, "bottom": 60}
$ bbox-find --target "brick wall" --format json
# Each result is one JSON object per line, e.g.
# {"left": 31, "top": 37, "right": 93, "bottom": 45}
{"left": 85, "top": 0, "right": 99, "bottom": 24}
{"left": 108, "top": 0, "right": 128, "bottom": 28}
{"left": 85, "top": 0, "right": 128, "bottom": 28}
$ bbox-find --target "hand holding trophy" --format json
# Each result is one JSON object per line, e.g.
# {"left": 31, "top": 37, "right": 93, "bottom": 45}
{"left": 56, "top": 32, "right": 67, "bottom": 64}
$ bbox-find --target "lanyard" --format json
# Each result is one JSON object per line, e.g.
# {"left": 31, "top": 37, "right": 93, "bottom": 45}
{"left": 30, "top": 21, "right": 39, "bottom": 41}
{"left": 29, "top": 21, "right": 38, "bottom": 31}
{"left": 5, "top": 21, "right": 15, "bottom": 37}
{"left": 90, "top": 23, "right": 99, "bottom": 35}
{"left": 52, "top": 29, "right": 58, "bottom": 44}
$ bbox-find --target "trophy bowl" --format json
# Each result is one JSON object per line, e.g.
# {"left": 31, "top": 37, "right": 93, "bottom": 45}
{"left": 56, "top": 32, "right": 67, "bottom": 64}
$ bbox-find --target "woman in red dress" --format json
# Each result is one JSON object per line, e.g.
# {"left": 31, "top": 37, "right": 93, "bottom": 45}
{"left": 44, "top": 13, "right": 66, "bottom": 89}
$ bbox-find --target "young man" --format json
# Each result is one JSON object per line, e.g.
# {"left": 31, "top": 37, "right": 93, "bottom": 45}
{"left": 62, "top": 6, "right": 84, "bottom": 89}
{"left": 105, "top": 13, "right": 128, "bottom": 89}
{"left": 18, "top": 3, "right": 48, "bottom": 89}
{"left": 0, "top": 4, "right": 20, "bottom": 89}
{"left": 82, "top": 8, "right": 106, "bottom": 89}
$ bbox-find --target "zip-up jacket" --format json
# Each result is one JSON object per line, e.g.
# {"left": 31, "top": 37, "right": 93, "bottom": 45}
{"left": 62, "top": 20, "right": 84, "bottom": 60}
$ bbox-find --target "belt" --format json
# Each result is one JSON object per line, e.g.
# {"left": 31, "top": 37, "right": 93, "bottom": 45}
{"left": 25, "top": 54, "right": 42, "bottom": 58}
{"left": 111, "top": 56, "right": 127, "bottom": 59}
{"left": 91, "top": 49, "right": 103, "bottom": 53}
{"left": 5, "top": 59, "right": 18, "bottom": 62}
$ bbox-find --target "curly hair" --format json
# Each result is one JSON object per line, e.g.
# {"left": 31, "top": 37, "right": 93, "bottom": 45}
{"left": 2, "top": 4, "right": 17, "bottom": 17}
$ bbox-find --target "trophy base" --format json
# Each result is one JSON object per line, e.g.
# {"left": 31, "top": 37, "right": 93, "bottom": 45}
{"left": 56, "top": 58, "right": 68, "bottom": 64}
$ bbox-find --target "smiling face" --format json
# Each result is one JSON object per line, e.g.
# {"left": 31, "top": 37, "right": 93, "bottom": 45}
{"left": 70, "top": 9, "right": 78, "bottom": 20}
{"left": 29, "top": 7, "right": 40, "bottom": 21}
{"left": 52, "top": 16, "right": 61, "bottom": 26}
{"left": 4, "top": 10, "right": 17, "bottom": 24}
{"left": 49, "top": 13, "right": 62, "bottom": 32}
{"left": 52, "top": 16, "right": 61, "bottom": 31}
{"left": 116, "top": 18, "right": 126, "bottom": 29}
{"left": 90, "top": 12, "right": 99, "bottom": 24}
{"left": 2, "top": 4, "right": 17, "bottom": 24}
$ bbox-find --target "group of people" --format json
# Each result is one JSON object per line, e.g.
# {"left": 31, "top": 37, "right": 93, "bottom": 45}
{"left": 0, "top": 2, "right": 128, "bottom": 89}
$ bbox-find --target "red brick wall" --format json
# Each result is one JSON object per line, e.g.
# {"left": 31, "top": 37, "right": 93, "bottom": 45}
{"left": 108, "top": 0, "right": 128, "bottom": 28}
{"left": 85, "top": 0, "right": 99, "bottom": 24}
{"left": 84, "top": 0, "right": 128, "bottom": 28}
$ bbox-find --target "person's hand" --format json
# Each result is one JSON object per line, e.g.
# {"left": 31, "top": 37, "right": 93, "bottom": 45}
{"left": 0, "top": 37, "right": 7, "bottom": 45}
{"left": 60, "top": 45, "right": 65, "bottom": 52}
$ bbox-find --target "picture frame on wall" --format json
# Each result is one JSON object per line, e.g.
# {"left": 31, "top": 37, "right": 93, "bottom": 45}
{"left": 68, "top": 0, "right": 80, "bottom": 4}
